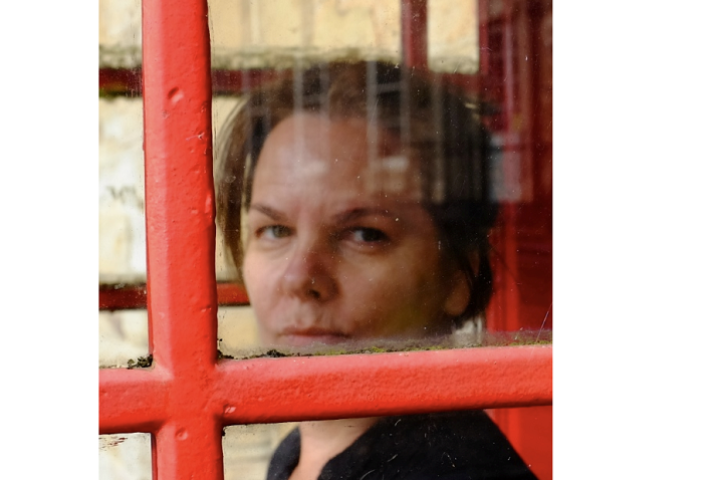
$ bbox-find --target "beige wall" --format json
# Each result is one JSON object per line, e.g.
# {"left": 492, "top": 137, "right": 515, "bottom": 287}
{"left": 99, "top": 0, "right": 479, "bottom": 70}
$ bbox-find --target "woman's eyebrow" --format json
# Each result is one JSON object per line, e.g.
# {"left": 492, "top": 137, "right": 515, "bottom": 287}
{"left": 248, "top": 203, "right": 285, "bottom": 221}
{"left": 333, "top": 207, "right": 394, "bottom": 224}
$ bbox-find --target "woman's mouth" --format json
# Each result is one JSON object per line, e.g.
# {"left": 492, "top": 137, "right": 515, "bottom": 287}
{"left": 278, "top": 328, "right": 350, "bottom": 347}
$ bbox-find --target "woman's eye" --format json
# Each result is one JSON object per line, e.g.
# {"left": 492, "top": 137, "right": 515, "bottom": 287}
{"left": 258, "top": 225, "right": 292, "bottom": 240}
{"left": 349, "top": 228, "right": 388, "bottom": 244}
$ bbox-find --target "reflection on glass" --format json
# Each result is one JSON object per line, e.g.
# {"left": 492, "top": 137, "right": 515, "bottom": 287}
{"left": 205, "top": 2, "right": 552, "bottom": 478}
{"left": 99, "top": 433, "right": 151, "bottom": 480}
{"left": 216, "top": 62, "right": 497, "bottom": 355}
{"left": 99, "top": 310, "right": 149, "bottom": 368}
{"left": 214, "top": 61, "right": 541, "bottom": 478}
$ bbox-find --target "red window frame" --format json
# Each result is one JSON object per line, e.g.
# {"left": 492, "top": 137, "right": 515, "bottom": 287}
{"left": 98, "top": 1, "right": 552, "bottom": 478}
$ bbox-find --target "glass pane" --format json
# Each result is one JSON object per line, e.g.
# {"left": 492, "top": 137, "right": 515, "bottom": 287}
{"left": 223, "top": 408, "right": 544, "bottom": 479}
{"left": 99, "top": 433, "right": 152, "bottom": 480}
{"left": 99, "top": 309, "right": 149, "bottom": 368}
{"left": 214, "top": 97, "right": 247, "bottom": 282}
{"left": 217, "top": 304, "right": 550, "bottom": 359}
{"left": 209, "top": 0, "right": 401, "bottom": 69}
{"left": 223, "top": 424, "right": 297, "bottom": 480}
{"left": 99, "top": 0, "right": 141, "bottom": 68}
{"left": 218, "top": 305, "right": 260, "bottom": 357}
{"left": 209, "top": 1, "right": 552, "bottom": 478}
{"left": 99, "top": 97, "right": 146, "bottom": 284}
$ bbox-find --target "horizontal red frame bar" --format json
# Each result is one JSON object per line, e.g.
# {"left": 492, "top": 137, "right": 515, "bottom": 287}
{"left": 99, "top": 68, "right": 490, "bottom": 97}
{"left": 218, "top": 345, "right": 552, "bottom": 423}
{"left": 99, "top": 345, "right": 551, "bottom": 434}
{"left": 99, "top": 68, "right": 281, "bottom": 96}
{"left": 99, "top": 368, "right": 170, "bottom": 433}
{"left": 99, "top": 282, "right": 249, "bottom": 310}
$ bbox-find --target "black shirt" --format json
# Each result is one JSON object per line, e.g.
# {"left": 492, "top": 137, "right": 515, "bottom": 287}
{"left": 267, "top": 411, "right": 539, "bottom": 480}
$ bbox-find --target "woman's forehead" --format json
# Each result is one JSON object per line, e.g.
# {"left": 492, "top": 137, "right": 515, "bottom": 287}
{"left": 253, "top": 113, "right": 422, "bottom": 201}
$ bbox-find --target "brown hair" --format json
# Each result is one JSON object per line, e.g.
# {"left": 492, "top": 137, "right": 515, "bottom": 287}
{"left": 215, "top": 61, "right": 498, "bottom": 327}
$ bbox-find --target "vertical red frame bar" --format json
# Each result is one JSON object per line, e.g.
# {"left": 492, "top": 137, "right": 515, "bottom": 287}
{"left": 142, "top": 0, "right": 220, "bottom": 477}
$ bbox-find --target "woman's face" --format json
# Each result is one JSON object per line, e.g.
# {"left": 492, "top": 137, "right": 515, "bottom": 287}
{"left": 243, "top": 113, "right": 469, "bottom": 348}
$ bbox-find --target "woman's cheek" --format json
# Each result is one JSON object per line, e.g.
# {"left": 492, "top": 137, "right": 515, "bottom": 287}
{"left": 345, "top": 263, "right": 421, "bottom": 336}
{"left": 243, "top": 256, "right": 276, "bottom": 337}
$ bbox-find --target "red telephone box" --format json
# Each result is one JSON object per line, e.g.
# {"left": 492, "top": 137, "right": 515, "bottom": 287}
{"left": 99, "top": 1, "right": 552, "bottom": 478}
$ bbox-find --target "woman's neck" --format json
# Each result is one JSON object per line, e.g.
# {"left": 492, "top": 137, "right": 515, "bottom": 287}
{"left": 288, "top": 417, "right": 379, "bottom": 480}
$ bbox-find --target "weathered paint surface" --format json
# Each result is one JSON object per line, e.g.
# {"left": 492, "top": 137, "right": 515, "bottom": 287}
{"left": 100, "top": 346, "right": 551, "bottom": 479}
{"left": 141, "top": 0, "right": 220, "bottom": 476}
{"left": 100, "top": 347, "right": 552, "bottom": 426}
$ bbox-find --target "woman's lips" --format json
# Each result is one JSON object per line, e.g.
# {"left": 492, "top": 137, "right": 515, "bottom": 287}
{"left": 278, "top": 328, "right": 350, "bottom": 347}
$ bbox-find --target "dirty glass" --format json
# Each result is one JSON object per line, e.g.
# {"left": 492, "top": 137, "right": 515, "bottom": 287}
{"left": 211, "top": 0, "right": 552, "bottom": 358}
{"left": 99, "top": 433, "right": 152, "bottom": 480}
{"left": 210, "top": 0, "right": 552, "bottom": 478}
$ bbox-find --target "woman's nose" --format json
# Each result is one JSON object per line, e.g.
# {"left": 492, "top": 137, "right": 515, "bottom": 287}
{"left": 279, "top": 242, "right": 337, "bottom": 302}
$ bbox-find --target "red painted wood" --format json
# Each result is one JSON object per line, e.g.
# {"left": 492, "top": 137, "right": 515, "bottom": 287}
{"left": 217, "top": 346, "right": 552, "bottom": 424}
{"left": 99, "top": 284, "right": 147, "bottom": 310}
{"left": 98, "top": 69, "right": 492, "bottom": 100}
{"left": 99, "top": 346, "right": 552, "bottom": 428}
{"left": 141, "top": 0, "right": 220, "bottom": 476}
{"left": 99, "top": 68, "right": 282, "bottom": 97}
{"left": 211, "top": 69, "right": 281, "bottom": 95}
{"left": 99, "top": 368, "right": 169, "bottom": 434}
{"left": 99, "top": 283, "right": 249, "bottom": 310}
{"left": 215, "top": 283, "right": 251, "bottom": 306}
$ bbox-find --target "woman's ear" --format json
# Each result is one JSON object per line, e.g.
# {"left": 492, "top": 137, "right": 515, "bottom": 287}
{"left": 442, "top": 252, "right": 479, "bottom": 317}
{"left": 443, "top": 268, "right": 470, "bottom": 317}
